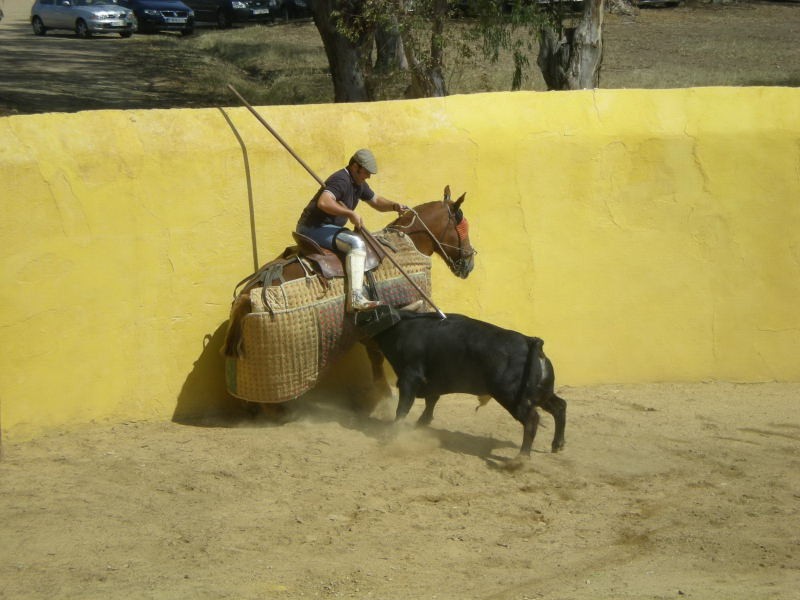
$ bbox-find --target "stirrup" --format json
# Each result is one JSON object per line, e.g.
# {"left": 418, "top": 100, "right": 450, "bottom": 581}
{"left": 348, "top": 290, "right": 385, "bottom": 312}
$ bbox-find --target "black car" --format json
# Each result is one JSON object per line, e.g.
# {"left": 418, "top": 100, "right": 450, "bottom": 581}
{"left": 275, "top": 0, "right": 310, "bottom": 21}
{"left": 118, "top": 0, "right": 195, "bottom": 34}
{"left": 182, "top": 0, "right": 277, "bottom": 28}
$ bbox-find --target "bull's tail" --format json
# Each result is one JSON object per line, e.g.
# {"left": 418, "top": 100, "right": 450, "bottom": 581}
{"left": 474, "top": 394, "right": 492, "bottom": 412}
{"left": 515, "top": 336, "right": 548, "bottom": 421}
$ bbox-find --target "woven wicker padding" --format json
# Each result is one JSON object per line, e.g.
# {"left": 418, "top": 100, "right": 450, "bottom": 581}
{"left": 227, "top": 230, "right": 432, "bottom": 404}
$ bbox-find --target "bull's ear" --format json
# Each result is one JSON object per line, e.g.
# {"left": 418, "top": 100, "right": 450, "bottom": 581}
{"left": 443, "top": 185, "right": 451, "bottom": 202}
{"left": 454, "top": 192, "right": 466, "bottom": 210}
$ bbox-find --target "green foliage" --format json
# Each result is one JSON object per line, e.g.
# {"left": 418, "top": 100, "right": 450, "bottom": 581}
{"left": 450, "top": 1, "right": 550, "bottom": 90}
{"left": 327, "top": 0, "right": 551, "bottom": 92}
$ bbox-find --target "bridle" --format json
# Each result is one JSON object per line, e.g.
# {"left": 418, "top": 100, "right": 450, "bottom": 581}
{"left": 388, "top": 204, "right": 477, "bottom": 278}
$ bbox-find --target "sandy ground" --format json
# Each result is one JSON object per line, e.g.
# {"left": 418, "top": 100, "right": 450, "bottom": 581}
{"left": 2, "top": 382, "right": 799, "bottom": 599}
{"left": 2, "top": 1, "right": 799, "bottom": 597}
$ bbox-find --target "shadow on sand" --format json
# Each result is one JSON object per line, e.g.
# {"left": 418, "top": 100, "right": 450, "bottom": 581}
{"left": 171, "top": 325, "right": 520, "bottom": 462}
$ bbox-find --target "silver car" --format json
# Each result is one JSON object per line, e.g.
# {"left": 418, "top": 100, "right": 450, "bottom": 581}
{"left": 31, "top": 0, "right": 136, "bottom": 38}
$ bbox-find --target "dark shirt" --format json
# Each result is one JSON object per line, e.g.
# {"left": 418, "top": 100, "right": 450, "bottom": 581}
{"left": 297, "top": 168, "right": 376, "bottom": 229}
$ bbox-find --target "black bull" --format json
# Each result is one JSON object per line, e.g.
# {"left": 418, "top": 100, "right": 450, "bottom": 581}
{"left": 372, "top": 312, "right": 567, "bottom": 456}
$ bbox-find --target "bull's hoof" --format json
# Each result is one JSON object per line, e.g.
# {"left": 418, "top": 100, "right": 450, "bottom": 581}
{"left": 505, "top": 455, "right": 529, "bottom": 471}
{"left": 551, "top": 441, "right": 565, "bottom": 453}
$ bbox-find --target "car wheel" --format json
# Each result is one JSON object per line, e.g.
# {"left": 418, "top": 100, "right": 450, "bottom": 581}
{"left": 120, "top": 31, "right": 133, "bottom": 38}
{"left": 32, "top": 16, "right": 47, "bottom": 35}
{"left": 216, "top": 8, "right": 231, "bottom": 28}
{"left": 180, "top": 26, "right": 194, "bottom": 36}
{"left": 75, "top": 19, "right": 91, "bottom": 38}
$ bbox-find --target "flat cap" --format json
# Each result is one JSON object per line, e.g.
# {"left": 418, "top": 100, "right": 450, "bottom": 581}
{"left": 351, "top": 148, "right": 378, "bottom": 174}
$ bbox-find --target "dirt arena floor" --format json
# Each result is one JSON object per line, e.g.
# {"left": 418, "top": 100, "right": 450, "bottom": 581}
{"left": 1, "top": 3, "right": 798, "bottom": 596}
{"left": 1, "top": 382, "right": 798, "bottom": 599}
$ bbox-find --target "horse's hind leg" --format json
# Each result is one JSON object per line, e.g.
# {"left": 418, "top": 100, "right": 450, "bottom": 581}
{"left": 362, "top": 338, "right": 393, "bottom": 404}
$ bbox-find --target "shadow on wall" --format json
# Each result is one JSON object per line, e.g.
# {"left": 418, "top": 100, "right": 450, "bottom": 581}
{"left": 173, "top": 321, "right": 245, "bottom": 425}
{"left": 171, "top": 109, "right": 257, "bottom": 425}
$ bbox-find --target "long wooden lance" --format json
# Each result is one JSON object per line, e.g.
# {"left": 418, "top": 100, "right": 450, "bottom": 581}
{"left": 227, "top": 84, "right": 447, "bottom": 320}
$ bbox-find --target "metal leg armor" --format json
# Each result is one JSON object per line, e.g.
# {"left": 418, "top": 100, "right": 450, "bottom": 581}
{"left": 335, "top": 230, "right": 385, "bottom": 313}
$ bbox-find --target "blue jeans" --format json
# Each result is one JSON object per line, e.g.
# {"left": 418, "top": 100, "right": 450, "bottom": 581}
{"left": 296, "top": 224, "right": 345, "bottom": 251}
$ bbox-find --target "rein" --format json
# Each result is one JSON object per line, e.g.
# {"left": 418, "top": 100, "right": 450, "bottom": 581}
{"left": 388, "top": 205, "right": 476, "bottom": 277}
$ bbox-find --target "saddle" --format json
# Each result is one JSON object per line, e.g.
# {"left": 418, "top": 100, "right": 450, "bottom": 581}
{"left": 234, "top": 231, "right": 392, "bottom": 298}
{"left": 288, "top": 231, "right": 384, "bottom": 279}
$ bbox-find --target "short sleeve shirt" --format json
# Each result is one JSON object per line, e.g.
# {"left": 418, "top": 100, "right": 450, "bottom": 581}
{"left": 298, "top": 168, "right": 376, "bottom": 228}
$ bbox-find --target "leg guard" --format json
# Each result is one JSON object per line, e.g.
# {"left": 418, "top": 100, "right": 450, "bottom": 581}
{"left": 345, "top": 249, "right": 383, "bottom": 312}
{"left": 336, "top": 230, "right": 383, "bottom": 312}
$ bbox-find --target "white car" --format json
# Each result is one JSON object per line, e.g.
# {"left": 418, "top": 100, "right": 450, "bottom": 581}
{"left": 31, "top": 0, "right": 136, "bottom": 38}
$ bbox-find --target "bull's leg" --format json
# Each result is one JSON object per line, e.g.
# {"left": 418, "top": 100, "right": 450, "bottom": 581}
{"left": 520, "top": 405, "right": 541, "bottom": 456}
{"left": 539, "top": 394, "right": 567, "bottom": 452}
{"left": 417, "top": 395, "right": 440, "bottom": 427}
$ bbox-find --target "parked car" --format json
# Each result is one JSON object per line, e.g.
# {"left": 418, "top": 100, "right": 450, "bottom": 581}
{"left": 275, "top": 0, "right": 310, "bottom": 21}
{"left": 181, "top": 0, "right": 277, "bottom": 28}
{"left": 117, "top": 0, "right": 195, "bottom": 34}
{"left": 30, "top": 0, "right": 136, "bottom": 38}
{"left": 636, "top": 0, "right": 680, "bottom": 6}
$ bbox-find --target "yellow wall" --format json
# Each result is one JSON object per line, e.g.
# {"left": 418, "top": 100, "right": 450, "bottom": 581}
{"left": 2, "top": 87, "right": 799, "bottom": 436}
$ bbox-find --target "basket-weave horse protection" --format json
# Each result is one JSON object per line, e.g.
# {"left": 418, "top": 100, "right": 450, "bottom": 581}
{"left": 226, "top": 230, "right": 432, "bottom": 404}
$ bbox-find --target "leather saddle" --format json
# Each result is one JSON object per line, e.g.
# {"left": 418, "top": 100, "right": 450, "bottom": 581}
{"left": 233, "top": 231, "right": 392, "bottom": 301}
{"left": 287, "top": 231, "right": 384, "bottom": 280}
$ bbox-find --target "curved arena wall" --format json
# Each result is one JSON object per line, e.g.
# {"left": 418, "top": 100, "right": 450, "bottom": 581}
{"left": 1, "top": 87, "right": 799, "bottom": 436}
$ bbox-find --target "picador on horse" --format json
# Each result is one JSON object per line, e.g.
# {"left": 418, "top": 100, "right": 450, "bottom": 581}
{"left": 222, "top": 147, "right": 477, "bottom": 408}
{"left": 296, "top": 149, "right": 409, "bottom": 313}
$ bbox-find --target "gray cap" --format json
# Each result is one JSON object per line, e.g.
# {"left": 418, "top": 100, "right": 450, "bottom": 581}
{"left": 351, "top": 148, "right": 378, "bottom": 174}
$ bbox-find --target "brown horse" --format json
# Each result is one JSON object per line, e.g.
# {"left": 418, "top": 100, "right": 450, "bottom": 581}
{"left": 222, "top": 186, "right": 476, "bottom": 407}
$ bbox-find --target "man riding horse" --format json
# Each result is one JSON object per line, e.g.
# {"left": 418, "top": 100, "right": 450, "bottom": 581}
{"left": 295, "top": 149, "right": 409, "bottom": 312}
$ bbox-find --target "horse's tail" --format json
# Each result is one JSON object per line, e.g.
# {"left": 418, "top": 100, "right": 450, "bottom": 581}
{"left": 221, "top": 293, "right": 252, "bottom": 357}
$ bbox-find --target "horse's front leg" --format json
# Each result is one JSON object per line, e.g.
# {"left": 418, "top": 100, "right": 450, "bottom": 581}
{"left": 362, "top": 338, "right": 393, "bottom": 402}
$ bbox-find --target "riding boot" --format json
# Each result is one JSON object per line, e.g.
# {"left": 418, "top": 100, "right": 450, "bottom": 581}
{"left": 345, "top": 249, "right": 384, "bottom": 312}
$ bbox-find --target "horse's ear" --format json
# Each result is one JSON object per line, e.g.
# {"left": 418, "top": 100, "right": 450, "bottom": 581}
{"left": 454, "top": 192, "right": 466, "bottom": 210}
{"left": 443, "top": 185, "right": 451, "bottom": 202}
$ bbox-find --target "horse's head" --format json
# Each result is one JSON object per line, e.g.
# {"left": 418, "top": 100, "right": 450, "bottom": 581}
{"left": 388, "top": 185, "right": 476, "bottom": 279}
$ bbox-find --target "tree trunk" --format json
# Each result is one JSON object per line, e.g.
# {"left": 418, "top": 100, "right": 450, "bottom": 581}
{"left": 567, "top": 0, "right": 604, "bottom": 89}
{"left": 536, "top": 0, "right": 605, "bottom": 90}
{"left": 401, "top": 0, "right": 448, "bottom": 98}
{"left": 375, "top": 16, "right": 408, "bottom": 73}
{"left": 313, "top": 0, "right": 373, "bottom": 102}
{"left": 537, "top": 25, "right": 575, "bottom": 91}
